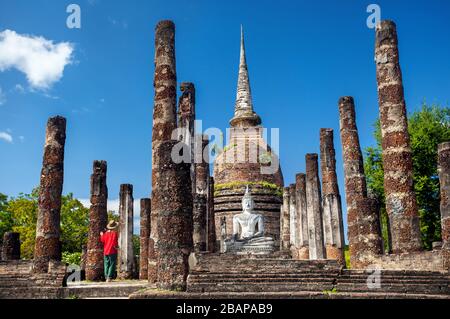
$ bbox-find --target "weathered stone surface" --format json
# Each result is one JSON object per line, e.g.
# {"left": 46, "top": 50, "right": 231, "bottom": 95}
{"left": 193, "top": 194, "right": 207, "bottom": 252}
{"left": 154, "top": 140, "right": 193, "bottom": 291}
{"left": 288, "top": 184, "right": 297, "bottom": 250}
{"left": 139, "top": 198, "right": 151, "bottom": 280}
{"left": 352, "top": 198, "right": 383, "bottom": 267}
{"left": 80, "top": 245, "right": 87, "bottom": 280}
{"left": 1, "top": 232, "right": 20, "bottom": 260}
{"left": 178, "top": 82, "right": 196, "bottom": 195}
{"left": 0, "top": 260, "right": 67, "bottom": 299}
{"left": 86, "top": 160, "right": 108, "bottom": 281}
{"left": 438, "top": 142, "right": 450, "bottom": 270}
{"left": 375, "top": 20, "right": 422, "bottom": 253}
{"left": 305, "top": 154, "right": 326, "bottom": 260}
{"left": 294, "top": 173, "right": 309, "bottom": 259}
{"left": 375, "top": 249, "right": 446, "bottom": 272}
{"left": 339, "top": 97, "right": 383, "bottom": 268}
{"left": 150, "top": 19, "right": 177, "bottom": 284}
{"left": 280, "top": 187, "right": 290, "bottom": 250}
{"left": 207, "top": 176, "right": 216, "bottom": 252}
{"left": 148, "top": 237, "right": 157, "bottom": 283}
{"left": 192, "top": 136, "right": 209, "bottom": 252}
{"left": 320, "top": 128, "right": 345, "bottom": 265}
{"left": 34, "top": 116, "right": 66, "bottom": 273}
{"left": 118, "top": 184, "right": 135, "bottom": 280}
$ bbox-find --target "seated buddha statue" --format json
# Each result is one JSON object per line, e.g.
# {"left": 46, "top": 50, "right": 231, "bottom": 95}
{"left": 223, "top": 186, "right": 275, "bottom": 254}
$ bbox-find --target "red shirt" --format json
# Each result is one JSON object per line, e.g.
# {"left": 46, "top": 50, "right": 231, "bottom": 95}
{"left": 100, "top": 231, "right": 118, "bottom": 256}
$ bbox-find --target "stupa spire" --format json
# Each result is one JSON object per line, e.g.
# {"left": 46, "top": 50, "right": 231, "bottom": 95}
{"left": 230, "top": 25, "right": 261, "bottom": 128}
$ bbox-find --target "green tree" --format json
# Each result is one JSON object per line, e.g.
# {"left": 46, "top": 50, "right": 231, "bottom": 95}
{"left": 7, "top": 190, "right": 39, "bottom": 259}
{"left": 0, "top": 193, "right": 13, "bottom": 244}
{"left": 5, "top": 188, "right": 89, "bottom": 259}
{"left": 60, "top": 193, "right": 89, "bottom": 253}
{"left": 364, "top": 104, "right": 450, "bottom": 250}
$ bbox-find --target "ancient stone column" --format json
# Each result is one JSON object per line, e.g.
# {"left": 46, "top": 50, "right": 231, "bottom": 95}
{"left": 118, "top": 184, "right": 135, "bottom": 280}
{"left": 305, "top": 153, "right": 326, "bottom": 260}
{"left": 280, "top": 187, "right": 291, "bottom": 250}
{"left": 150, "top": 20, "right": 177, "bottom": 283}
{"left": 295, "top": 173, "right": 309, "bottom": 259}
{"left": 192, "top": 135, "right": 209, "bottom": 252}
{"left": 154, "top": 140, "right": 193, "bottom": 291}
{"left": 139, "top": 198, "right": 151, "bottom": 280}
{"left": 86, "top": 160, "right": 108, "bottom": 281}
{"left": 375, "top": 20, "right": 422, "bottom": 253}
{"left": 207, "top": 176, "right": 216, "bottom": 253}
{"left": 148, "top": 236, "right": 157, "bottom": 283}
{"left": 193, "top": 194, "right": 207, "bottom": 252}
{"left": 34, "top": 116, "right": 66, "bottom": 273}
{"left": 80, "top": 245, "right": 87, "bottom": 280}
{"left": 438, "top": 142, "right": 450, "bottom": 270}
{"left": 178, "top": 82, "right": 196, "bottom": 194}
{"left": 320, "top": 128, "right": 345, "bottom": 265}
{"left": 1, "top": 232, "right": 20, "bottom": 260}
{"left": 339, "top": 96, "right": 383, "bottom": 268}
{"left": 288, "top": 184, "right": 298, "bottom": 256}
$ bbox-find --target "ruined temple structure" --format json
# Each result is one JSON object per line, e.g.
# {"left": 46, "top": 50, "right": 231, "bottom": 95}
{"left": 338, "top": 97, "right": 383, "bottom": 269}
{"left": 139, "top": 198, "right": 151, "bottom": 280}
{"left": 375, "top": 20, "right": 422, "bottom": 254}
{"left": 320, "top": 128, "right": 345, "bottom": 265}
{"left": 118, "top": 184, "right": 136, "bottom": 280}
{"left": 305, "top": 154, "right": 326, "bottom": 260}
{"left": 149, "top": 20, "right": 178, "bottom": 283}
{"left": 213, "top": 26, "right": 284, "bottom": 246}
{"left": 1, "top": 233, "right": 20, "bottom": 261}
{"left": 3, "top": 19, "right": 450, "bottom": 300}
{"left": 34, "top": 116, "right": 66, "bottom": 273}
{"left": 86, "top": 160, "right": 108, "bottom": 281}
{"left": 438, "top": 142, "right": 450, "bottom": 270}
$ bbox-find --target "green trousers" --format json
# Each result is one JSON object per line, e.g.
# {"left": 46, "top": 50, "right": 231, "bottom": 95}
{"left": 104, "top": 254, "right": 117, "bottom": 279}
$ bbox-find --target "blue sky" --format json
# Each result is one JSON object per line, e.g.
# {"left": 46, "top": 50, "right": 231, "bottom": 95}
{"left": 1, "top": 0, "right": 449, "bottom": 236}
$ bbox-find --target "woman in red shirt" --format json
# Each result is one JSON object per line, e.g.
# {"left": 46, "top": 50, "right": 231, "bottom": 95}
{"left": 100, "top": 220, "right": 119, "bottom": 282}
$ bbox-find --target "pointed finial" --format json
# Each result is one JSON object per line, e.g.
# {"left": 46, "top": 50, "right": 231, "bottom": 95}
{"left": 230, "top": 25, "right": 261, "bottom": 128}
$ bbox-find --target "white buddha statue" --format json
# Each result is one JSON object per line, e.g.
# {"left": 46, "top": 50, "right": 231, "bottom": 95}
{"left": 223, "top": 186, "right": 274, "bottom": 254}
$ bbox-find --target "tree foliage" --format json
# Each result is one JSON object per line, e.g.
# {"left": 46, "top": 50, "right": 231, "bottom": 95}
{"left": 0, "top": 193, "right": 13, "bottom": 243}
{"left": 2, "top": 188, "right": 89, "bottom": 259}
{"left": 364, "top": 103, "right": 450, "bottom": 250}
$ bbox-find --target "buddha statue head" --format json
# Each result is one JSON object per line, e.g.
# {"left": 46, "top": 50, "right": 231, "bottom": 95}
{"left": 242, "top": 185, "right": 255, "bottom": 213}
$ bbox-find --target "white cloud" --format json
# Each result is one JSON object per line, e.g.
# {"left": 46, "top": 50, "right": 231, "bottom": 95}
{"left": 14, "top": 84, "right": 25, "bottom": 93}
{"left": 0, "top": 29, "right": 74, "bottom": 90}
{"left": 0, "top": 131, "right": 13, "bottom": 143}
{"left": 0, "top": 86, "right": 6, "bottom": 105}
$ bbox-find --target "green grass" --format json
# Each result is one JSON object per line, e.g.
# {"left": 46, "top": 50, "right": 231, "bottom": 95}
{"left": 344, "top": 245, "right": 351, "bottom": 269}
{"left": 214, "top": 181, "right": 283, "bottom": 197}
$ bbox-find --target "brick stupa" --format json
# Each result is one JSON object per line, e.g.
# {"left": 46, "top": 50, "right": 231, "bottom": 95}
{"left": 213, "top": 27, "right": 284, "bottom": 246}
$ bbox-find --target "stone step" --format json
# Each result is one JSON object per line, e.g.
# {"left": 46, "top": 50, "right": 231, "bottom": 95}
{"left": 0, "top": 287, "right": 64, "bottom": 299}
{"left": 188, "top": 277, "right": 337, "bottom": 284}
{"left": 187, "top": 282, "right": 335, "bottom": 293}
{"left": 336, "top": 283, "right": 449, "bottom": 295}
{"left": 130, "top": 288, "right": 450, "bottom": 299}
{"left": 190, "top": 272, "right": 339, "bottom": 278}
{"left": 341, "top": 269, "right": 444, "bottom": 278}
